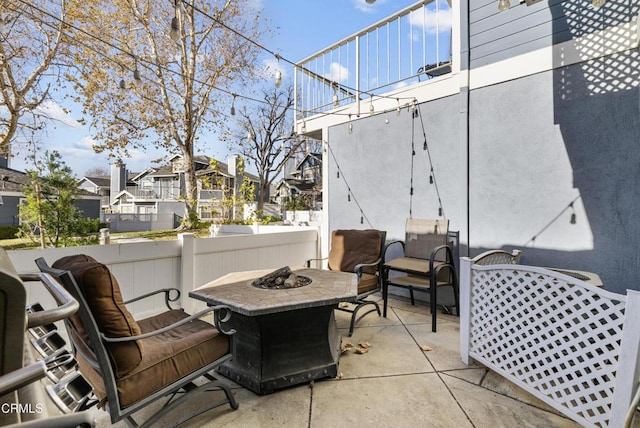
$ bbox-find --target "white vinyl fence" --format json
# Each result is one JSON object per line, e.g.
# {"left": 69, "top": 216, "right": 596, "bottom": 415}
{"left": 10, "top": 228, "right": 319, "bottom": 319}
{"left": 459, "top": 258, "right": 640, "bottom": 428}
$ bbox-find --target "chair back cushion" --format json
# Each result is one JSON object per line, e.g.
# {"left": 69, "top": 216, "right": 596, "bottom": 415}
{"left": 404, "top": 219, "right": 449, "bottom": 260}
{"left": 328, "top": 229, "right": 383, "bottom": 274}
{"left": 53, "top": 255, "right": 143, "bottom": 377}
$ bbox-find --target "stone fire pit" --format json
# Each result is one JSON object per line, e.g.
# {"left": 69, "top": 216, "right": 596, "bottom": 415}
{"left": 189, "top": 267, "right": 358, "bottom": 394}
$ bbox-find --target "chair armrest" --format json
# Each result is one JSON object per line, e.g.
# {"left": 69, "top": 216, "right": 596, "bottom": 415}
{"left": 20, "top": 272, "right": 79, "bottom": 329}
{"left": 354, "top": 258, "right": 382, "bottom": 282}
{"left": 306, "top": 257, "right": 328, "bottom": 268}
{"left": 100, "top": 305, "right": 235, "bottom": 343}
{"left": 429, "top": 244, "right": 455, "bottom": 269}
{"left": 383, "top": 240, "right": 405, "bottom": 262}
{"left": 123, "top": 288, "right": 181, "bottom": 310}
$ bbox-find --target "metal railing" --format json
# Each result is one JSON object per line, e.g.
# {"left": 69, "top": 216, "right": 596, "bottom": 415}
{"left": 294, "top": 0, "right": 452, "bottom": 118}
{"left": 123, "top": 186, "right": 181, "bottom": 200}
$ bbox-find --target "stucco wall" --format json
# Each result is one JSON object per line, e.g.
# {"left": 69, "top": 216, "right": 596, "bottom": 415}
{"left": 327, "top": 94, "right": 462, "bottom": 244}
{"left": 469, "top": 50, "right": 639, "bottom": 295}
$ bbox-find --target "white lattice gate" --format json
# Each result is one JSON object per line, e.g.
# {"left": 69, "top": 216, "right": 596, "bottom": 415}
{"left": 459, "top": 258, "right": 640, "bottom": 428}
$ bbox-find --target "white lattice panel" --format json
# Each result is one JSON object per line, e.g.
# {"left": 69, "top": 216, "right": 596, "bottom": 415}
{"left": 468, "top": 266, "right": 627, "bottom": 428}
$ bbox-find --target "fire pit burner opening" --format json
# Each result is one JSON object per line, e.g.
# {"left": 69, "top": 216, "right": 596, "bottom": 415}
{"left": 251, "top": 266, "right": 312, "bottom": 290}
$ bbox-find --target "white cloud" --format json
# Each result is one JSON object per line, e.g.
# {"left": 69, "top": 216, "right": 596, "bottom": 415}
{"left": 409, "top": 3, "right": 452, "bottom": 35}
{"left": 34, "top": 101, "right": 81, "bottom": 128}
{"left": 325, "top": 62, "right": 350, "bottom": 83}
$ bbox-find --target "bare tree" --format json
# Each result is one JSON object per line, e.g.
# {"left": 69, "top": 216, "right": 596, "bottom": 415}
{"left": 66, "top": 0, "right": 263, "bottom": 228}
{"left": 84, "top": 165, "right": 108, "bottom": 177}
{"left": 234, "top": 85, "right": 304, "bottom": 210}
{"left": 0, "top": 0, "right": 70, "bottom": 157}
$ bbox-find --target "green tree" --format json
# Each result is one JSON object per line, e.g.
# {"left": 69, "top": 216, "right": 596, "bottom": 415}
{"left": 18, "top": 151, "right": 85, "bottom": 248}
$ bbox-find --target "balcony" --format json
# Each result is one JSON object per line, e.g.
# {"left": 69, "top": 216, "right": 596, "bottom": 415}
{"left": 294, "top": 0, "right": 454, "bottom": 133}
{"left": 123, "top": 185, "right": 182, "bottom": 201}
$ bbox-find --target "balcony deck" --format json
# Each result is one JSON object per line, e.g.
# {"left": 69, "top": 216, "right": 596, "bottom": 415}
{"left": 82, "top": 294, "right": 585, "bottom": 428}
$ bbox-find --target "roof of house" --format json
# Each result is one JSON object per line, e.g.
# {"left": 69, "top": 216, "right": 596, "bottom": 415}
{"left": 0, "top": 167, "right": 31, "bottom": 192}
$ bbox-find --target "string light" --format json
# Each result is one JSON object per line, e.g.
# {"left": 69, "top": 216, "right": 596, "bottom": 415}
{"left": 16, "top": 0, "right": 419, "bottom": 126}
{"left": 569, "top": 202, "right": 577, "bottom": 224}
{"left": 498, "top": 0, "right": 510, "bottom": 12}
{"left": 133, "top": 58, "right": 141, "bottom": 86}
{"left": 274, "top": 54, "right": 282, "bottom": 88}
{"left": 369, "top": 99, "right": 375, "bottom": 115}
{"left": 230, "top": 94, "right": 236, "bottom": 116}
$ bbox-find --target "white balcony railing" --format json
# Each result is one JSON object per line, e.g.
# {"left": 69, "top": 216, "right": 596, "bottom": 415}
{"left": 294, "top": 0, "right": 452, "bottom": 119}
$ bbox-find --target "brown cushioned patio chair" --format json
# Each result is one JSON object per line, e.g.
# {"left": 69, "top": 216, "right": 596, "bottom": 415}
{"left": 35, "top": 254, "right": 238, "bottom": 428}
{"left": 382, "top": 219, "right": 458, "bottom": 332}
{"left": 307, "top": 229, "right": 386, "bottom": 336}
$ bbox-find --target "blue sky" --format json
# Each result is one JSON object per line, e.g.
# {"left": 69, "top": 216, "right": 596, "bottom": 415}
{"left": 11, "top": 0, "right": 423, "bottom": 177}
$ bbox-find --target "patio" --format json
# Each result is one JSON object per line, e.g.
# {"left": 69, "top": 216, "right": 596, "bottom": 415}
{"left": 79, "top": 293, "right": 589, "bottom": 427}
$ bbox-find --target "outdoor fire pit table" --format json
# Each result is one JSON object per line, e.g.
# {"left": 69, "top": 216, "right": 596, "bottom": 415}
{"left": 189, "top": 267, "right": 357, "bottom": 395}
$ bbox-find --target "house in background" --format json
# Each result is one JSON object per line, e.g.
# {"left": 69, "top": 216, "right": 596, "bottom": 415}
{"left": 0, "top": 166, "right": 101, "bottom": 227}
{"left": 79, "top": 155, "right": 261, "bottom": 230}
{"left": 296, "top": 0, "right": 639, "bottom": 297}
{"left": 275, "top": 152, "right": 322, "bottom": 210}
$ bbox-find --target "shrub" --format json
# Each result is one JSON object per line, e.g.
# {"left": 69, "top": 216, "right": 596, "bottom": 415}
{"left": 0, "top": 226, "right": 20, "bottom": 240}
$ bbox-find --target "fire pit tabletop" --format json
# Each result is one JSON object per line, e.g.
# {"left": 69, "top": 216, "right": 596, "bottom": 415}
{"left": 190, "top": 267, "right": 358, "bottom": 316}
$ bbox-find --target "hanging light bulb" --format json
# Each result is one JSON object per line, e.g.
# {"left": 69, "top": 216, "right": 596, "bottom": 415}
{"left": 369, "top": 100, "right": 374, "bottom": 115}
{"left": 429, "top": 174, "right": 434, "bottom": 184}
{"left": 337, "top": 171, "right": 340, "bottom": 179}
{"left": 438, "top": 207, "right": 443, "bottom": 217}
{"left": 569, "top": 202, "right": 577, "bottom": 224}
{"left": 118, "top": 78, "right": 126, "bottom": 91}
{"left": 230, "top": 94, "right": 236, "bottom": 116}
{"left": 301, "top": 120, "right": 307, "bottom": 133}
{"left": 498, "top": 0, "right": 510, "bottom": 12}
{"left": 133, "top": 63, "right": 141, "bottom": 86}
{"left": 169, "top": 16, "right": 180, "bottom": 44}
{"left": 592, "top": 0, "right": 606, "bottom": 8}
{"left": 360, "top": 216, "right": 364, "bottom": 224}
{"left": 348, "top": 194, "right": 351, "bottom": 202}
{"left": 333, "top": 93, "right": 339, "bottom": 108}
{"left": 275, "top": 70, "right": 282, "bottom": 88}
{"left": 385, "top": 114, "right": 389, "bottom": 124}
{"left": 274, "top": 53, "right": 282, "bottom": 88}
{"left": 396, "top": 99, "right": 401, "bottom": 116}
{"left": 348, "top": 115, "right": 353, "bottom": 134}
{"left": 423, "top": 140, "right": 428, "bottom": 151}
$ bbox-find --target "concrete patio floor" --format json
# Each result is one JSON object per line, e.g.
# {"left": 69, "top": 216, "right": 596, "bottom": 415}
{"left": 84, "top": 294, "right": 635, "bottom": 427}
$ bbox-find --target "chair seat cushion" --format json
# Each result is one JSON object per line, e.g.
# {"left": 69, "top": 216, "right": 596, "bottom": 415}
{"left": 77, "top": 309, "right": 229, "bottom": 408}
{"left": 385, "top": 257, "right": 446, "bottom": 275}
{"left": 358, "top": 273, "right": 379, "bottom": 294}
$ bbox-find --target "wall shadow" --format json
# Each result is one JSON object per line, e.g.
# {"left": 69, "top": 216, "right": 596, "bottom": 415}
{"left": 548, "top": 1, "right": 639, "bottom": 293}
